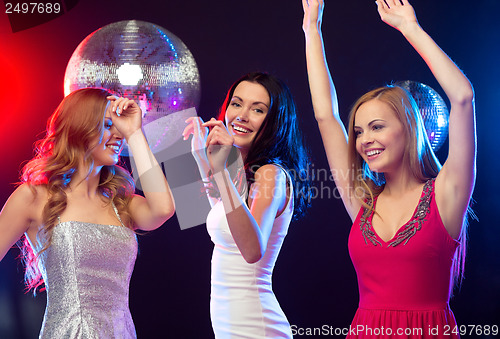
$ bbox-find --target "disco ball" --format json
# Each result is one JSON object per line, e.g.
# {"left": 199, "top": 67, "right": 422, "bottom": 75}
{"left": 396, "top": 80, "right": 449, "bottom": 151}
{"left": 64, "top": 20, "right": 200, "bottom": 155}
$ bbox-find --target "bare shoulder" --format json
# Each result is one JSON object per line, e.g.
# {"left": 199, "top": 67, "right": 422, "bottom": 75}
{"left": 253, "top": 164, "right": 287, "bottom": 185}
{"left": 13, "top": 183, "right": 47, "bottom": 203}
{"left": 248, "top": 164, "right": 288, "bottom": 207}
{"left": 8, "top": 184, "right": 48, "bottom": 220}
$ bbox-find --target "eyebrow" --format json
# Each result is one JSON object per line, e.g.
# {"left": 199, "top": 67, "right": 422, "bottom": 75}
{"left": 231, "top": 96, "right": 269, "bottom": 108}
{"left": 354, "top": 119, "right": 386, "bottom": 129}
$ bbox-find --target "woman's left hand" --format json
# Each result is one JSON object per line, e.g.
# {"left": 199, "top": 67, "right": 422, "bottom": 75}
{"left": 107, "top": 96, "right": 143, "bottom": 140}
{"left": 202, "top": 118, "right": 234, "bottom": 173}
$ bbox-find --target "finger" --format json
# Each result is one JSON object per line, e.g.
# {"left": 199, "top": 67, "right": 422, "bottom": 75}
{"left": 202, "top": 119, "right": 224, "bottom": 127}
{"left": 110, "top": 97, "right": 125, "bottom": 114}
{"left": 197, "top": 120, "right": 209, "bottom": 139}
{"left": 209, "top": 126, "right": 229, "bottom": 138}
{"left": 387, "top": 0, "right": 397, "bottom": 8}
{"left": 182, "top": 124, "right": 193, "bottom": 140}
{"left": 205, "top": 132, "right": 213, "bottom": 148}
{"left": 379, "top": 0, "right": 389, "bottom": 10}
{"left": 376, "top": 0, "right": 388, "bottom": 12}
{"left": 116, "top": 100, "right": 126, "bottom": 115}
{"left": 122, "top": 98, "right": 135, "bottom": 112}
{"left": 195, "top": 119, "right": 209, "bottom": 139}
{"left": 202, "top": 121, "right": 222, "bottom": 130}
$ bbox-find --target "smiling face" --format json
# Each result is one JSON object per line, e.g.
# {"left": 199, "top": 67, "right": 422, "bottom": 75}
{"left": 354, "top": 98, "right": 407, "bottom": 174}
{"left": 90, "top": 104, "right": 124, "bottom": 167}
{"left": 225, "top": 81, "right": 270, "bottom": 154}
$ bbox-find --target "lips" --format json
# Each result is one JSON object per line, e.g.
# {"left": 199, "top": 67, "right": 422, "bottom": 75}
{"left": 365, "top": 148, "right": 383, "bottom": 159}
{"left": 231, "top": 123, "right": 252, "bottom": 134}
{"left": 106, "top": 142, "right": 122, "bottom": 154}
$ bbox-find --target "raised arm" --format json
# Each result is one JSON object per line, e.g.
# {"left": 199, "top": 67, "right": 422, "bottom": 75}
{"left": 303, "top": 0, "right": 360, "bottom": 220}
{"left": 202, "top": 119, "right": 287, "bottom": 264}
{"left": 108, "top": 97, "right": 175, "bottom": 231}
{"left": 377, "top": 0, "right": 476, "bottom": 238}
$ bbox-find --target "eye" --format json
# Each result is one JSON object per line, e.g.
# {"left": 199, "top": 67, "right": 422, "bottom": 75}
{"left": 230, "top": 102, "right": 241, "bottom": 108}
{"left": 372, "top": 124, "right": 383, "bottom": 131}
{"left": 104, "top": 120, "right": 113, "bottom": 130}
{"left": 254, "top": 108, "right": 265, "bottom": 114}
{"left": 354, "top": 129, "right": 362, "bottom": 137}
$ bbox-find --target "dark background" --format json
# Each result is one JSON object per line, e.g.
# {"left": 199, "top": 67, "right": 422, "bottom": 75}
{"left": 0, "top": 0, "right": 499, "bottom": 338}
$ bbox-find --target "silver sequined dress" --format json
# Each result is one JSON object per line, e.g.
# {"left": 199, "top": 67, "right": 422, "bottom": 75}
{"left": 34, "top": 217, "right": 138, "bottom": 338}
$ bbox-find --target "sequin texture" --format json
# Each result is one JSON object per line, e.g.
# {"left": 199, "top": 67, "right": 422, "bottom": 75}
{"left": 35, "top": 220, "right": 138, "bottom": 338}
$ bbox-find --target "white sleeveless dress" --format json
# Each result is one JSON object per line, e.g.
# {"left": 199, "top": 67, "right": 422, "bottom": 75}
{"left": 206, "top": 166, "right": 293, "bottom": 338}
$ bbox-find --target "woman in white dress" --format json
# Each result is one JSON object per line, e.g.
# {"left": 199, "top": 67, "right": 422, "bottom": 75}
{"left": 0, "top": 88, "right": 175, "bottom": 338}
{"left": 184, "top": 72, "right": 311, "bottom": 338}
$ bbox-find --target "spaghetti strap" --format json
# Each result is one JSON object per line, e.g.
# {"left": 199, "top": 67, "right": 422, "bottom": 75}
{"left": 111, "top": 201, "right": 125, "bottom": 227}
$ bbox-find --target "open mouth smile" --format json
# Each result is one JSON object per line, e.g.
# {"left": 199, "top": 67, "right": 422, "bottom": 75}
{"left": 232, "top": 123, "right": 252, "bottom": 134}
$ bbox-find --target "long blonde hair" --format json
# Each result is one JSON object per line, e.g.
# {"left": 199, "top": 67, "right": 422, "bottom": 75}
{"left": 21, "top": 88, "right": 135, "bottom": 293}
{"left": 347, "top": 85, "right": 467, "bottom": 287}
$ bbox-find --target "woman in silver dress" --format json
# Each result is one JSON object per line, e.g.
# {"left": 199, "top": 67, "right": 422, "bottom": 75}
{"left": 0, "top": 88, "right": 175, "bottom": 338}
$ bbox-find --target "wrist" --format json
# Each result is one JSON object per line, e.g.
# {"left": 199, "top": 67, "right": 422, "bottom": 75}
{"left": 213, "top": 169, "right": 230, "bottom": 185}
{"left": 125, "top": 128, "right": 144, "bottom": 143}
{"left": 304, "top": 25, "right": 321, "bottom": 38}
{"left": 399, "top": 21, "right": 422, "bottom": 39}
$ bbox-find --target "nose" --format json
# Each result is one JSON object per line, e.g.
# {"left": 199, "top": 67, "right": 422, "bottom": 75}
{"left": 110, "top": 125, "right": 123, "bottom": 140}
{"left": 236, "top": 108, "right": 249, "bottom": 122}
{"left": 360, "top": 131, "right": 373, "bottom": 146}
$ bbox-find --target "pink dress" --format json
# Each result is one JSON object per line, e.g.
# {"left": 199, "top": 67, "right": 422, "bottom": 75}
{"left": 348, "top": 179, "right": 460, "bottom": 338}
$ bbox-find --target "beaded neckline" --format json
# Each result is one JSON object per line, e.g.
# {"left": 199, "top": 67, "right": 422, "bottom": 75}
{"left": 359, "top": 178, "right": 434, "bottom": 247}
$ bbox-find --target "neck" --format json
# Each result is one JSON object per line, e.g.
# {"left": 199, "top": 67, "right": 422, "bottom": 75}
{"left": 382, "top": 167, "right": 421, "bottom": 197}
{"left": 68, "top": 162, "right": 103, "bottom": 198}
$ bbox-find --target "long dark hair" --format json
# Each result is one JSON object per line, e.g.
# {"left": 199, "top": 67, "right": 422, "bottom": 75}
{"left": 217, "top": 72, "right": 312, "bottom": 220}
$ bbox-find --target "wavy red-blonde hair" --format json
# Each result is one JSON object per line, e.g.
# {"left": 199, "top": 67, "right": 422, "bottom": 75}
{"left": 21, "top": 88, "right": 135, "bottom": 293}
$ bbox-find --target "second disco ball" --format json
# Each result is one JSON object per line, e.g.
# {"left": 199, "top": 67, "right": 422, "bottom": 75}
{"left": 396, "top": 80, "right": 449, "bottom": 151}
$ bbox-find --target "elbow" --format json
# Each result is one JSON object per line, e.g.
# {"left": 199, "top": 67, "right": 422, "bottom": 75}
{"left": 162, "top": 206, "right": 176, "bottom": 222}
{"left": 453, "top": 83, "right": 475, "bottom": 107}
{"left": 243, "top": 253, "right": 263, "bottom": 264}
{"left": 242, "top": 247, "right": 265, "bottom": 264}
{"left": 156, "top": 204, "right": 175, "bottom": 225}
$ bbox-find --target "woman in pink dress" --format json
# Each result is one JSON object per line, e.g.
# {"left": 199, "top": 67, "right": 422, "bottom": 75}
{"left": 303, "top": 0, "right": 475, "bottom": 338}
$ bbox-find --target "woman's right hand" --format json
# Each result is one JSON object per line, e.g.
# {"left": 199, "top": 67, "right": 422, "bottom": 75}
{"left": 183, "top": 117, "right": 209, "bottom": 165}
{"left": 376, "top": 0, "right": 418, "bottom": 34}
{"left": 302, "top": 0, "right": 324, "bottom": 35}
